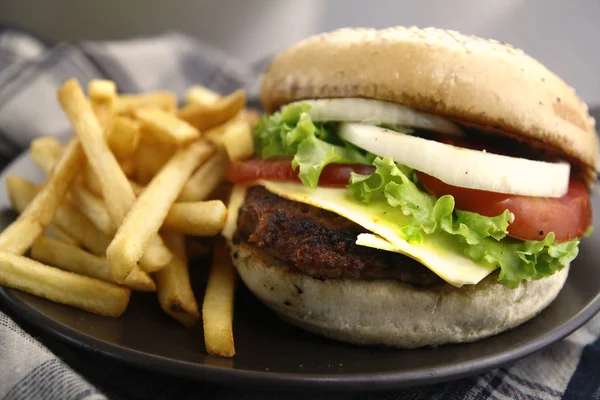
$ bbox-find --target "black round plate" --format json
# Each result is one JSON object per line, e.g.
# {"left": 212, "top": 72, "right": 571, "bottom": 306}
{"left": 1, "top": 151, "right": 599, "bottom": 392}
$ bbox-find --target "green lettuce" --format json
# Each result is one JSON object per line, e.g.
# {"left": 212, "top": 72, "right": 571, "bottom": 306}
{"left": 255, "top": 103, "right": 373, "bottom": 188}
{"left": 349, "top": 157, "right": 578, "bottom": 287}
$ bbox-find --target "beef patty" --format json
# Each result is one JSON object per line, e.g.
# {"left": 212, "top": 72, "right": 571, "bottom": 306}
{"left": 233, "top": 186, "right": 441, "bottom": 286}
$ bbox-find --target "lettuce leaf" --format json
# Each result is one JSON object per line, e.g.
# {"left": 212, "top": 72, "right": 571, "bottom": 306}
{"left": 255, "top": 103, "right": 373, "bottom": 188}
{"left": 349, "top": 157, "right": 578, "bottom": 287}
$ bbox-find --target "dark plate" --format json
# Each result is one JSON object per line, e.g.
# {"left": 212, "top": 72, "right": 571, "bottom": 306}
{"left": 1, "top": 151, "right": 599, "bottom": 392}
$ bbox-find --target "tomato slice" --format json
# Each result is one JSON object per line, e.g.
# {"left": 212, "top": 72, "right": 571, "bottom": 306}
{"left": 417, "top": 172, "right": 592, "bottom": 242}
{"left": 226, "top": 158, "right": 374, "bottom": 186}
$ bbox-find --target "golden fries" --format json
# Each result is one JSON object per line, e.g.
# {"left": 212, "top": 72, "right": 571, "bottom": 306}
{"left": 107, "top": 116, "right": 140, "bottom": 159}
{"left": 88, "top": 79, "right": 116, "bottom": 130}
{"left": 0, "top": 251, "right": 130, "bottom": 317}
{"left": 0, "top": 138, "right": 84, "bottom": 254}
{"left": 222, "top": 120, "right": 253, "bottom": 161}
{"left": 1, "top": 78, "right": 256, "bottom": 355}
{"left": 178, "top": 90, "right": 246, "bottom": 131}
{"left": 222, "top": 184, "right": 247, "bottom": 241}
{"left": 31, "top": 236, "right": 155, "bottom": 292}
{"left": 135, "top": 107, "right": 200, "bottom": 145}
{"left": 107, "top": 140, "right": 213, "bottom": 278}
{"left": 59, "top": 79, "right": 171, "bottom": 281}
{"left": 6, "top": 176, "right": 111, "bottom": 256}
{"left": 67, "top": 183, "right": 114, "bottom": 235}
{"left": 203, "top": 240, "right": 237, "bottom": 357}
{"left": 30, "top": 137, "right": 62, "bottom": 174}
{"left": 14, "top": 145, "right": 75, "bottom": 249}
{"left": 116, "top": 92, "right": 177, "bottom": 115}
{"left": 155, "top": 232, "right": 199, "bottom": 326}
{"left": 59, "top": 79, "right": 133, "bottom": 225}
{"left": 88, "top": 80, "right": 117, "bottom": 102}
{"left": 133, "top": 138, "right": 175, "bottom": 185}
{"left": 178, "top": 149, "right": 228, "bottom": 202}
{"left": 185, "top": 85, "right": 220, "bottom": 106}
{"left": 82, "top": 166, "right": 143, "bottom": 197}
{"left": 55, "top": 201, "right": 112, "bottom": 256}
{"left": 119, "top": 156, "right": 136, "bottom": 178}
{"left": 163, "top": 200, "right": 227, "bottom": 236}
{"left": 43, "top": 224, "right": 79, "bottom": 246}
{"left": 6, "top": 176, "right": 36, "bottom": 212}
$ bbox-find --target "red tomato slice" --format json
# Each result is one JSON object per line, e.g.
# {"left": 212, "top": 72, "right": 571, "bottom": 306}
{"left": 226, "top": 158, "right": 374, "bottom": 186}
{"left": 417, "top": 172, "right": 592, "bottom": 242}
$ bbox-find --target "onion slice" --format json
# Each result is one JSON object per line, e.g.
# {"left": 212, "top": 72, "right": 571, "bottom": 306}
{"left": 338, "top": 123, "right": 570, "bottom": 198}
{"left": 290, "top": 98, "right": 463, "bottom": 136}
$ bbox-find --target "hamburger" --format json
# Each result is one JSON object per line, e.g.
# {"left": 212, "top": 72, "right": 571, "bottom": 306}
{"left": 222, "top": 27, "right": 597, "bottom": 348}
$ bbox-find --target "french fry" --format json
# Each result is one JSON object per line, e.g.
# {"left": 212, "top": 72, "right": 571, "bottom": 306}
{"left": 129, "top": 179, "right": 145, "bottom": 196}
{"left": 202, "top": 110, "right": 246, "bottom": 147}
{"left": 134, "top": 107, "right": 200, "bottom": 145}
{"left": 88, "top": 80, "right": 117, "bottom": 102}
{"left": 59, "top": 80, "right": 133, "bottom": 225}
{"left": 43, "top": 224, "right": 79, "bottom": 246}
{"left": 30, "top": 137, "right": 62, "bottom": 174}
{"left": 29, "top": 148, "right": 138, "bottom": 222}
{"left": 106, "top": 116, "right": 141, "bottom": 159}
{"left": 6, "top": 176, "right": 111, "bottom": 256}
{"left": 67, "top": 183, "right": 114, "bottom": 235}
{"left": 81, "top": 167, "right": 102, "bottom": 195}
{"left": 133, "top": 138, "right": 175, "bottom": 185}
{"left": 107, "top": 140, "right": 214, "bottom": 278}
{"left": 6, "top": 176, "right": 37, "bottom": 212}
{"left": 203, "top": 239, "right": 236, "bottom": 357}
{"left": 31, "top": 236, "right": 155, "bottom": 292}
{"left": 177, "top": 90, "right": 246, "bottom": 132}
{"left": 0, "top": 137, "right": 84, "bottom": 254}
{"left": 163, "top": 200, "right": 227, "bottom": 236}
{"left": 82, "top": 166, "right": 144, "bottom": 197}
{"left": 119, "top": 157, "right": 136, "bottom": 178}
{"left": 178, "top": 149, "right": 228, "bottom": 201}
{"left": 55, "top": 200, "right": 112, "bottom": 256}
{"left": 88, "top": 79, "right": 117, "bottom": 130}
{"left": 222, "top": 120, "right": 253, "bottom": 161}
{"left": 0, "top": 251, "right": 130, "bottom": 317}
{"left": 29, "top": 140, "right": 135, "bottom": 207}
{"left": 116, "top": 92, "right": 177, "bottom": 116}
{"left": 58, "top": 79, "right": 171, "bottom": 281}
{"left": 184, "top": 85, "right": 220, "bottom": 106}
{"left": 155, "top": 232, "right": 199, "bottom": 326}
{"left": 6, "top": 176, "right": 79, "bottom": 246}
{"left": 8, "top": 176, "right": 150, "bottom": 292}
{"left": 6, "top": 170, "right": 80, "bottom": 247}
{"left": 222, "top": 184, "right": 247, "bottom": 241}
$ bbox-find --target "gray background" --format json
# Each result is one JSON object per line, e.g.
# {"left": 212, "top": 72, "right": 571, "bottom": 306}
{"left": 2, "top": 0, "right": 599, "bottom": 106}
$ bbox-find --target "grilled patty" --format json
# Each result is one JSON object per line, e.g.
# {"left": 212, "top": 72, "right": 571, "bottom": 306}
{"left": 233, "top": 186, "right": 441, "bottom": 286}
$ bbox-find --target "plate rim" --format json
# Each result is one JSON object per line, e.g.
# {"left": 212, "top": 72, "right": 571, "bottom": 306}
{"left": 1, "top": 151, "right": 600, "bottom": 391}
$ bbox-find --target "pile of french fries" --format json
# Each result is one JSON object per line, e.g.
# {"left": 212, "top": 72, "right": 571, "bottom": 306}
{"left": 0, "top": 78, "right": 257, "bottom": 358}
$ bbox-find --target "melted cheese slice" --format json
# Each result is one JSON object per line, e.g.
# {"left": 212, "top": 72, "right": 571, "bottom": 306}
{"left": 258, "top": 181, "right": 497, "bottom": 287}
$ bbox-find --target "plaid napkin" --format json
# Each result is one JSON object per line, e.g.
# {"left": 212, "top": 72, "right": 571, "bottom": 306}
{"left": 1, "top": 27, "right": 599, "bottom": 400}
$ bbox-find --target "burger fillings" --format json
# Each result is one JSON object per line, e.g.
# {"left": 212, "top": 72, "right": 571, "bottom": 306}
{"left": 228, "top": 99, "right": 589, "bottom": 287}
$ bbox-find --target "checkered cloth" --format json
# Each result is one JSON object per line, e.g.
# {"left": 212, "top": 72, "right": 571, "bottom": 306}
{"left": 0, "top": 27, "right": 599, "bottom": 400}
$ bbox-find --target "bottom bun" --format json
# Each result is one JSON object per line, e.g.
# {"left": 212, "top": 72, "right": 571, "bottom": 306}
{"left": 230, "top": 241, "right": 569, "bottom": 348}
